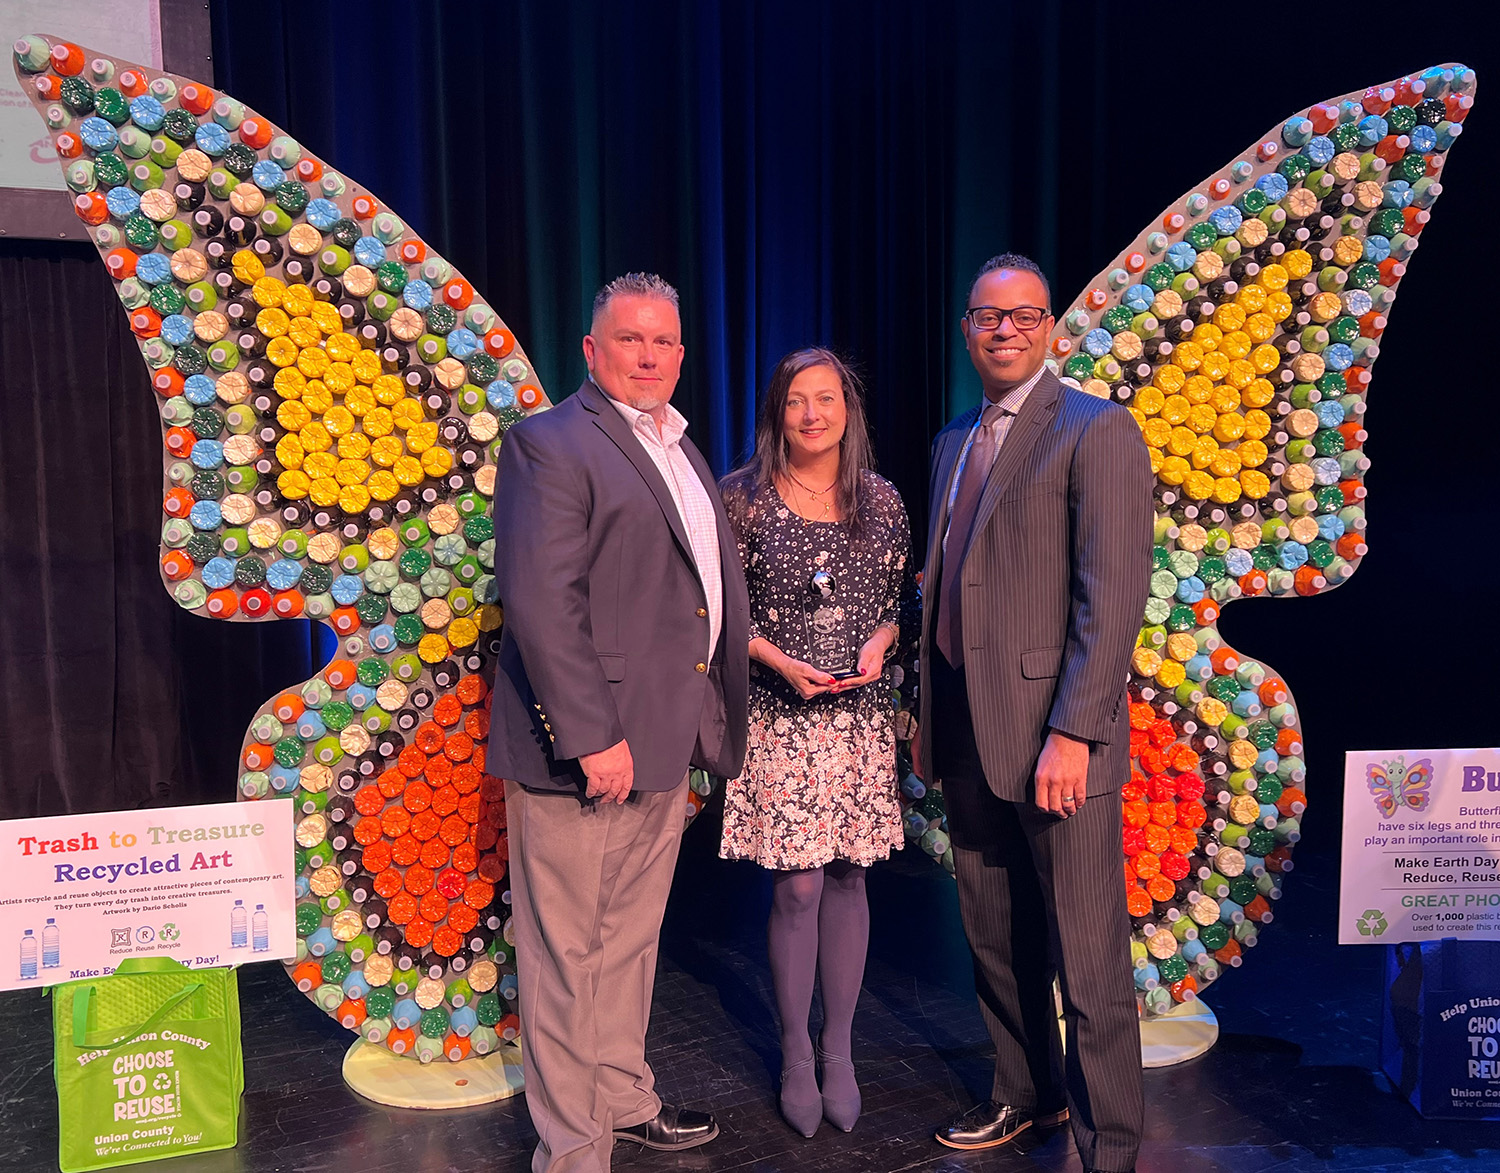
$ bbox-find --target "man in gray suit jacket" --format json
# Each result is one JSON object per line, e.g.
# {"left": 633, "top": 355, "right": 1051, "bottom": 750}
{"left": 920, "top": 255, "right": 1151, "bottom": 1173}
{"left": 491, "top": 273, "right": 749, "bottom": 1173}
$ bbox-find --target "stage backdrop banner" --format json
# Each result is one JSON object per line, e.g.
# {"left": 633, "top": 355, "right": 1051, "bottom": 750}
{"left": 0, "top": 801, "right": 294, "bottom": 990}
{"left": 1340, "top": 748, "right": 1500, "bottom": 945}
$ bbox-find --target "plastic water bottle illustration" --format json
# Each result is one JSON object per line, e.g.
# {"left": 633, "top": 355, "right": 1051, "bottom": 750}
{"left": 42, "top": 919, "right": 60, "bottom": 968}
{"left": 20, "top": 930, "right": 38, "bottom": 980}
{"left": 231, "top": 900, "right": 248, "bottom": 949}
{"left": 252, "top": 904, "right": 269, "bottom": 952}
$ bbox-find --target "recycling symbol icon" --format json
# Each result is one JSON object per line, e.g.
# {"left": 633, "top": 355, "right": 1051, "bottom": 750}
{"left": 1356, "top": 909, "right": 1389, "bottom": 938}
{"left": 152, "top": 1073, "right": 172, "bottom": 1091}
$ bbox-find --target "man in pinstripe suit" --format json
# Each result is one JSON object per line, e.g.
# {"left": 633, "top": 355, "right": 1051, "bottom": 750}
{"left": 919, "top": 255, "right": 1152, "bottom": 1173}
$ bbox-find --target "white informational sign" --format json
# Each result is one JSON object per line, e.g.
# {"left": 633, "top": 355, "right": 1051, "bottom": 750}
{"left": 1340, "top": 748, "right": 1500, "bottom": 944}
{"left": 0, "top": 0, "right": 162, "bottom": 192}
{"left": 0, "top": 800, "right": 295, "bottom": 990}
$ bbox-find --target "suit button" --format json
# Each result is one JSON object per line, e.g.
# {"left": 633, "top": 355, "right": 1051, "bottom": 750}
{"left": 696, "top": 607, "right": 707, "bottom": 618}
{"left": 695, "top": 662, "right": 707, "bottom": 674}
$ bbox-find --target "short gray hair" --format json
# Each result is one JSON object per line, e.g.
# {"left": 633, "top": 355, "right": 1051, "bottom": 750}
{"left": 591, "top": 272, "right": 680, "bottom": 329}
{"left": 969, "top": 252, "right": 1051, "bottom": 308}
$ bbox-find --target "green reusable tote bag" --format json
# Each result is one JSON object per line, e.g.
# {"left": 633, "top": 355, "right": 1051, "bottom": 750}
{"left": 52, "top": 957, "right": 243, "bottom": 1171}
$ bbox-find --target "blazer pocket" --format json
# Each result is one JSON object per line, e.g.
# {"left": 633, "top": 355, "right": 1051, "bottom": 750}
{"left": 1020, "top": 646, "right": 1063, "bottom": 679}
{"left": 597, "top": 653, "right": 627, "bottom": 682}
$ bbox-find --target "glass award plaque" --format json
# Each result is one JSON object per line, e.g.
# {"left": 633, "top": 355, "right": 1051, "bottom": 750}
{"left": 804, "top": 570, "right": 855, "bottom": 675}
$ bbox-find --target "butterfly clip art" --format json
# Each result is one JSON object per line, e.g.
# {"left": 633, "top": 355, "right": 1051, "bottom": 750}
{"left": 1368, "top": 756, "right": 1433, "bottom": 818}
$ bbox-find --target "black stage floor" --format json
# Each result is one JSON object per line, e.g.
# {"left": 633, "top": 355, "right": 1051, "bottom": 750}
{"left": 3, "top": 809, "right": 1496, "bottom": 1173}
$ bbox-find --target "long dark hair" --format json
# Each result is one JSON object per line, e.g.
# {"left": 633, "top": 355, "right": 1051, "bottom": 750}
{"left": 722, "top": 347, "right": 876, "bottom": 536}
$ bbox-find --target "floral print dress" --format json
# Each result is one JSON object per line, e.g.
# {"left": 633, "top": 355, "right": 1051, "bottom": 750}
{"left": 719, "top": 471, "right": 911, "bottom": 870}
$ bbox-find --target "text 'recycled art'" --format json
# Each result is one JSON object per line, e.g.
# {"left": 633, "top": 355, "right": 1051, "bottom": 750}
{"left": 897, "top": 63, "right": 1476, "bottom": 1016}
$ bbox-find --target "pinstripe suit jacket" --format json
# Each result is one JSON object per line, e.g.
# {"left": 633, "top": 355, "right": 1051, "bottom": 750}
{"left": 918, "top": 370, "right": 1152, "bottom": 801}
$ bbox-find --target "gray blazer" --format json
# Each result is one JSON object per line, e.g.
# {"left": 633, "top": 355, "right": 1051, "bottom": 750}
{"left": 489, "top": 380, "right": 750, "bottom": 794}
{"left": 918, "top": 370, "right": 1152, "bottom": 800}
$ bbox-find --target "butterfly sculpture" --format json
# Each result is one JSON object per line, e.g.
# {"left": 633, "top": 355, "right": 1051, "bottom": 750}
{"left": 14, "top": 33, "right": 718, "bottom": 1065}
{"left": 1367, "top": 756, "right": 1433, "bottom": 819}
{"left": 13, "top": 33, "right": 1475, "bottom": 1041}
{"left": 897, "top": 63, "right": 1476, "bottom": 1017}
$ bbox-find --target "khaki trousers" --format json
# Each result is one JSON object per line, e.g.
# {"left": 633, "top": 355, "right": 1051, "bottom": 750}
{"left": 505, "top": 777, "right": 689, "bottom": 1173}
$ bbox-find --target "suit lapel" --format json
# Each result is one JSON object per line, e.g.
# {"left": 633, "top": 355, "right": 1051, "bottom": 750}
{"left": 963, "top": 370, "right": 1064, "bottom": 554}
{"left": 577, "top": 380, "right": 695, "bottom": 563}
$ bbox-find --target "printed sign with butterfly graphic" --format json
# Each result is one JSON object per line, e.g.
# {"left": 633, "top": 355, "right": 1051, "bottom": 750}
{"left": 1340, "top": 748, "right": 1500, "bottom": 944}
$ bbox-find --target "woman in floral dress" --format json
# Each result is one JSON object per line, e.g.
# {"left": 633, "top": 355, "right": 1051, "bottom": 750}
{"left": 719, "top": 347, "right": 911, "bottom": 1138}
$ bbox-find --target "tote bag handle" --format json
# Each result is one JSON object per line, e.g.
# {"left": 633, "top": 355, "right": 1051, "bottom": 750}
{"left": 71, "top": 982, "right": 204, "bottom": 1050}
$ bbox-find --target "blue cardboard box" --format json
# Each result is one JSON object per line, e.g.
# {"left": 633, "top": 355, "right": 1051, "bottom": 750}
{"left": 1381, "top": 939, "right": 1500, "bottom": 1120}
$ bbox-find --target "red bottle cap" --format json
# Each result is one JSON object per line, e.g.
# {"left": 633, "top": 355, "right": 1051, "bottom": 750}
{"left": 73, "top": 191, "right": 108, "bottom": 224}
{"left": 178, "top": 82, "right": 215, "bottom": 115}
{"left": 239, "top": 116, "right": 273, "bottom": 148}
{"left": 49, "top": 42, "right": 85, "bottom": 76}
{"left": 443, "top": 278, "right": 474, "bottom": 310}
{"left": 129, "top": 306, "right": 162, "bottom": 337}
{"left": 116, "top": 69, "right": 149, "bottom": 97}
{"left": 207, "top": 588, "right": 241, "bottom": 618}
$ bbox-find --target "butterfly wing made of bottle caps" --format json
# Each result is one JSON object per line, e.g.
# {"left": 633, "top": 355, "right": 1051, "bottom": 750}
{"left": 893, "top": 64, "right": 1477, "bottom": 1015}
{"left": 1055, "top": 64, "right": 1474, "bottom": 1015}
{"left": 14, "top": 33, "right": 553, "bottom": 1062}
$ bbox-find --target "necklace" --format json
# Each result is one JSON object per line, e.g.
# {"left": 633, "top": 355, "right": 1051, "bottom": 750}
{"left": 784, "top": 470, "right": 835, "bottom": 520}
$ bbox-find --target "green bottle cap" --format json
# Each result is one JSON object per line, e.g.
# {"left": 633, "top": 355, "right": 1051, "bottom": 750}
{"left": 207, "top": 168, "right": 238, "bottom": 199}
{"left": 173, "top": 580, "right": 207, "bottom": 609}
{"left": 304, "top": 593, "right": 336, "bottom": 619}
{"left": 148, "top": 135, "right": 182, "bottom": 168}
{"left": 339, "top": 543, "right": 371, "bottom": 573}
{"left": 117, "top": 125, "right": 151, "bottom": 159}
{"left": 366, "top": 986, "right": 396, "bottom": 1017}
{"left": 368, "top": 288, "right": 401, "bottom": 319}
{"left": 322, "top": 950, "right": 353, "bottom": 983}
{"left": 206, "top": 339, "right": 240, "bottom": 372}
{"left": 456, "top": 382, "right": 486, "bottom": 413}
{"left": 419, "top": 1006, "right": 451, "bottom": 1038}
{"left": 65, "top": 158, "right": 96, "bottom": 192}
{"left": 12, "top": 35, "right": 52, "bottom": 72}
{"left": 319, "top": 245, "right": 351, "bottom": 275}
{"left": 361, "top": 1016, "right": 391, "bottom": 1044}
{"left": 295, "top": 903, "right": 322, "bottom": 937}
{"left": 259, "top": 205, "right": 293, "bottom": 236}
{"left": 475, "top": 991, "right": 503, "bottom": 1026}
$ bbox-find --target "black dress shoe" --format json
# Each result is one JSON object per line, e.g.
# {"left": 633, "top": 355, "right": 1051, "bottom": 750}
{"left": 934, "top": 1100, "right": 1069, "bottom": 1150}
{"left": 613, "top": 1105, "right": 720, "bottom": 1151}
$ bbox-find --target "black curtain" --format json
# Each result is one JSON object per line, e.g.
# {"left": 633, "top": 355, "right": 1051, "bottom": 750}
{"left": 3, "top": 0, "right": 1498, "bottom": 870}
{"left": 0, "top": 243, "right": 330, "bottom": 817}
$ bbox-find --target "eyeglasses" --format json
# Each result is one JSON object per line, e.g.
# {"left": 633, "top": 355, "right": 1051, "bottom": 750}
{"left": 964, "top": 305, "right": 1050, "bottom": 332}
